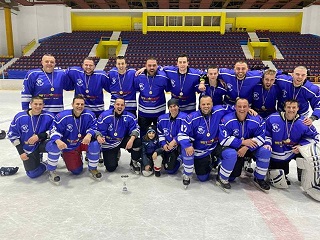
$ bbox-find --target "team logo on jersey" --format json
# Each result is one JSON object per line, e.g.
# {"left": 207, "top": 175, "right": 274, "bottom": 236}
{"left": 108, "top": 123, "right": 113, "bottom": 131}
{"left": 139, "top": 83, "right": 145, "bottom": 91}
{"left": 36, "top": 78, "right": 44, "bottom": 87}
{"left": 163, "top": 128, "right": 169, "bottom": 136}
{"left": 77, "top": 79, "right": 84, "bottom": 86}
{"left": 171, "top": 79, "right": 176, "bottom": 88}
{"left": 271, "top": 123, "right": 280, "bottom": 132}
{"left": 282, "top": 90, "right": 287, "bottom": 98}
{"left": 112, "top": 77, "right": 116, "bottom": 85}
{"left": 21, "top": 124, "right": 29, "bottom": 133}
{"left": 253, "top": 92, "right": 259, "bottom": 101}
{"left": 227, "top": 83, "right": 233, "bottom": 91}
{"left": 123, "top": 117, "right": 127, "bottom": 122}
{"left": 233, "top": 129, "right": 240, "bottom": 136}
{"left": 197, "top": 126, "right": 205, "bottom": 135}
{"left": 66, "top": 124, "right": 73, "bottom": 132}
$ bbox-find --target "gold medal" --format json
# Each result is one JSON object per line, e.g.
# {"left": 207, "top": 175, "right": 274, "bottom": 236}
{"left": 261, "top": 105, "right": 266, "bottom": 110}
{"left": 50, "top": 87, "right": 54, "bottom": 92}
{"left": 149, "top": 91, "right": 152, "bottom": 95}
{"left": 284, "top": 138, "right": 291, "bottom": 144}
{"left": 78, "top": 133, "right": 82, "bottom": 138}
{"left": 207, "top": 133, "right": 210, "bottom": 137}
{"left": 114, "top": 132, "right": 118, "bottom": 136}
{"left": 180, "top": 92, "right": 183, "bottom": 96}
{"left": 119, "top": 91, "right": 124, "bottom": 95}
{"left": 85, "top": 89, "right": 89, "bottom": 93}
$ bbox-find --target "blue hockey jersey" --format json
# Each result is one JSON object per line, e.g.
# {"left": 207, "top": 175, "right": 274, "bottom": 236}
{"left": 97, "top": 109, "right": 140, "bottom": 150}
{"left": 157, "top": 111, "right": 188, "bottom": 149}
{"left": 164, "top": 66, "right": 203, "bottom": 113}
{"left": 21, "top": 69, "right": 72, "bottom": 114}
{"left": 134, "top": 69, "right": 169, "bottom": 118}
{"left": 50, "top": 109, "right": 97, "bottom": 150}
{"left": 178, "top": 105, "right": 233, "bottom": 158}
{"left": 66, "top": 67, "right": 109, "bottom": 115}
{"left": 107, "top": 68, "right": 137, "bottom": 112}
{"left": 276, "top": 75, "right": 320, "bottom": 118}
{"left": 219, "top": 112, "right": 265, "bottom": 151}
{"left": 265, "top": 112, "right": 319, "bottom": 162}
{"left": 8, "top": 110, "right": 54, "bottom": 154}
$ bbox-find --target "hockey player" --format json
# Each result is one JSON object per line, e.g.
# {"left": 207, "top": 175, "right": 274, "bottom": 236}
{"left": 134, "top": 57, "right": 170, "bottom": 136}
{"left": 66, "top": 57, "right": 109, "bottom": 117}
{"left": 218, "top": 98, "right": 271, "bottom": 192}
{"left": 97, "top": 98, "right": 141, "bottom": 174}
{"left": 46, "top": 95, "right": 101, "bottom": 184}
{"left": 276, "top": 66, "right": 320, "bottom": 126}
{"left": 141, "top": 125, "right": 163, "bottom": 177}
{"left": 157, "top": 98, "right": 187, "bottom": 177}
{"left": 177, "top": 96, "right": 234, "bottom": 187}
{"left": 265, "top": 99, "right": 319, "bottom": 188}
{"left": 199, "top": 65, "right": 227, "bottom": 106}
{"left": 21, "top": 54, "right": 72, "bottom": 114}
{"left": 8, "top": 96, "right": 54, "bottom": 178}
{"left": 219, "top": 61, "right": 263, "bottom": 105}
{"left": 106, "top": 56, "right": 137, "bottom": 116}
{"left": 252, "top": 69, "right": 279, "bottom": 119}
{"left": 163, "top": 54, "right": 205, "bottom": 113}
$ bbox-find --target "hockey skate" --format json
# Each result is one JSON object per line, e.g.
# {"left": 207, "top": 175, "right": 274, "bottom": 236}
{"left": 216, "top": 175, "right": 231, "bottom": 193}
{"left": 49, "top": 171, "right": 60, "bottom": 185}
{"left": 0, "top": 167, "right": 19, "bottom": 176}
{"left": 130, "top": 160, "right": 140, "bottom": 175}
{"left": 121, "top": 175, "right": 129, "bottom": 192}
{"left": 182, "top": 174, "right": 190, "bottom": 189}
{"left": 89, "top": 169, "right": 102, "bottom": 181}
{"left": 253, "top": 178, "right": 270, "bottom": 193}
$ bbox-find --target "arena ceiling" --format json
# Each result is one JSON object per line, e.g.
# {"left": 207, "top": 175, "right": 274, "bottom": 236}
{"left": 1, "top": 0, "right": 320, "bottom": 10}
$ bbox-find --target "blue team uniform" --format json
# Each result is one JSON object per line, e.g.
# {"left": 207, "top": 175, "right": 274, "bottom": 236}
{"left": 265, "top": 112, "right": 319, "bottom": 163}
{"left": 8, "top": 110, "right": 54, "bottom": 178}
{"left": 178, "top": 105, "right": 233, "bottom": 180}
{"left": 134, "top": 69, "right": 170, "bottom": 118}
{"left": 219, "top": 68, "right": 263, "bottom": 105}
{"left": 46, "top": 109, "right": 100, "bottom": 173}
{"left": 107, "top": 68, "right": 137, "bottom": 113}
{"left": 252, "top": 83, "right": 279, "bottom": 119}
{"left": 21, "top": 69, "right": 72, "bottom": 114}
{"left": 199, "top": 77, "right": 227, "bottom": 106}
{"left": 164, "top": 66, "right": 203, "bottom": 113}
{"left": 219, "top": 112, "right": 270, "bottom": 181}
{"left": 276, "top": 75, "right": 320, "bottom": 118}
{"left": 66, "top": 67, "right": 109, "bottom": 117}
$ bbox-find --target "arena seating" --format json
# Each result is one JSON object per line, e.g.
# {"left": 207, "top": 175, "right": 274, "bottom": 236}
{"left": 255, "top": 31, "right": 320, "bottom": 76}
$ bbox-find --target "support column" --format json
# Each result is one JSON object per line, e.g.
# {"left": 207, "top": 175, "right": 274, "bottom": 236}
{"left": 4, "top": 7, "right": 14, "bottom": 57}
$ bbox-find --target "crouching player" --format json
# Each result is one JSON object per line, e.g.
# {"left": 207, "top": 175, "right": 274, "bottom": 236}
{"left": 8, "top": 96, "right": 54, "bottom": 178}
{"left": 46, "top": 95, "right": 101, "bottom": 184}
{"left": 218, "top": 98, "right": 271, "bottom": 192}
{"left": 265, "top": 99, "right": 319, "bottom": 189}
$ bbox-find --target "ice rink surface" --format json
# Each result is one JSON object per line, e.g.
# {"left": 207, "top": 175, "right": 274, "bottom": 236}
{"left": 0, "top": 90, "right": 319, "bottom": 240}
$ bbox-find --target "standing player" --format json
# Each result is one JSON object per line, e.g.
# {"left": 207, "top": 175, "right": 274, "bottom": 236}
{"left": 46, "top": 96, "right": 101, "bottom": 184}
{"left": 276, "top": 66, "right": 320, "bottom": 126}
{"left": 252, "top": 69, "right": 279, "bottom": 119}
{"left": 199, "top": 65, "right": 227, "bottom": 106}
{"left": 21, "top": 54, "right": 72, "bottom": 114}
{"left": 265, "top": 99, "right": 319, "bottom": 188}
{"left": 8, "top": 96, "right": 54, "bottom": 178}
{"left": 97, "top": 98, "right": 141, "bottom": 174}
{"left": 66, "top": 57, "right": 109, "bottom": 117}
{"left": 134, "top": 57, "right": 169, "bottom": 136}
{"left": 218, "top": 98, "right": 271, "bottom": 192}
{"left": 163, "top": 54, "right": 205, "bottom": 113}
{"left": 106, "top": 56, "right": 137, "bottom": 116}
{"left": 156, "top": 98, "right": 187, "bottom": 177}
{"left": 219, "top": 61, "right": 263, "bottom": 105}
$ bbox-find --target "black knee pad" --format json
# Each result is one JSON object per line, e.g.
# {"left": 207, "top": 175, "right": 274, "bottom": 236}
{"left": 194, "top": 156, "right": 211, "bottom": 176}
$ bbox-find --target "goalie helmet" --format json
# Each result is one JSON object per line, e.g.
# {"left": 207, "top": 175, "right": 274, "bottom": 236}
{"left": 267, "top": 169, "right": 288, "bottom": 189}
